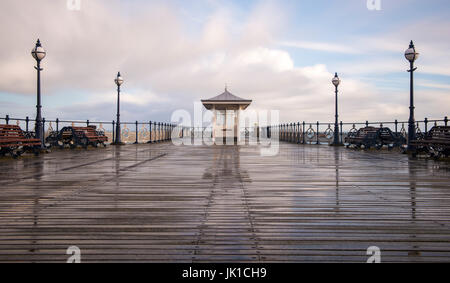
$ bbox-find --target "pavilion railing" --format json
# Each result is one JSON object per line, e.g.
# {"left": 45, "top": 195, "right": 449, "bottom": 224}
{"left": 2, "top": 114, "right": 448, "bottom": 146}
{"left": 0, "top": 115, "right": 183, "bottom": 144}
{"left": 266, "top": 116, "right": 449, "bottom": 145}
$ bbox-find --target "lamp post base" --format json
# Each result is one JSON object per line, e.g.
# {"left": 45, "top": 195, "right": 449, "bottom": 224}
{"left": 111, "top": 142, "right": 125, "bottom": 146}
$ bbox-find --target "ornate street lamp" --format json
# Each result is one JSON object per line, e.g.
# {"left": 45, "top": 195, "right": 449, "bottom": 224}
{"left": 405, "top": 40, "right": 419, "bottom": 151}
{"left": 331, "top": 72, "right": 342, "bottom": 146}
{"left": 31, "top": 39, "right": 46, "bottom": 148}
{"left": 114, "top": 72, "right": 124, "bottom": 145}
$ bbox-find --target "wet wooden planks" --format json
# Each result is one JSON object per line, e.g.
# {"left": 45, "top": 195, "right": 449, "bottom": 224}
{"left": 0, "top": 142, "right": 450, "bottom": 262}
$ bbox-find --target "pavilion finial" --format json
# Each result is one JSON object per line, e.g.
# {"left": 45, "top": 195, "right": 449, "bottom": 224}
{"left": 225, "top": 83, "right": 228, "bottom": 92}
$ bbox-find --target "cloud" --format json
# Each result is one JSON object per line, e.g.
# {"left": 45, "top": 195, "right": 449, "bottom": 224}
{"left": 0, "top": 0, "right": 448, "bottom": 126}
{"left": 279, "top": 41, "right": 361, "bottom": 54}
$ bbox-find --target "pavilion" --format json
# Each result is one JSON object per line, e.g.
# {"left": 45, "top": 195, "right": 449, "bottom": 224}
{"left": 201, "top": 87, "right": 252, "bottom": 143}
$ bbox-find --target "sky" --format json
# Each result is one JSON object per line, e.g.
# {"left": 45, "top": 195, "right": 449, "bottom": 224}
{"left": 0, "top": 0, "right": 449, "bottom": 125}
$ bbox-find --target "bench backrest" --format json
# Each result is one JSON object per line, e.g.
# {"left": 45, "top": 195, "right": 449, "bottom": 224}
{"left": 428, "top": 126, "right": 450, "bottom": 140}
{"left": 0, "top": 124, "right": 25, "bottom": 139}
{"left": 358, "top": 127, "right": 378, "bottom": 137}
{"left": 73, "top": 126, "right": 97, "bottom": 136}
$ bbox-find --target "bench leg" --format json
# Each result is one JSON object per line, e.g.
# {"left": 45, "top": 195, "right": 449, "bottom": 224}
{"left": 11, "top": 149, "right": 20, "bottom": 159}
{"left": 81, "top": 139, "right": 88, "bottom": 149}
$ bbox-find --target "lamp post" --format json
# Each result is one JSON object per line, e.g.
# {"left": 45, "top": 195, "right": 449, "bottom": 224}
{"left": 332, "top": 73, "right": 342, "bottom": 146}
{"left": 31, "top": 39, "right": 46, "bottom": 148}
{"left": 114, "top": 72, "right": 124, "bottom": 145}
{"left": 405, "top": 41, "right": 419, "bottom": 151}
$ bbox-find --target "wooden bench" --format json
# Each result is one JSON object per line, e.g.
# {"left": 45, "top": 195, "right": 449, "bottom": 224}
{"left": 46, "top": 125, "right": 108, "bottom": 149}
{"left": 410, "top": 126, "right": 450, "bottom": 158}
{"left": 345, "top": 126, "right": 406, "bottom": 150}
{"left": 0, "top": 124, "right": 41, "bottom": 158}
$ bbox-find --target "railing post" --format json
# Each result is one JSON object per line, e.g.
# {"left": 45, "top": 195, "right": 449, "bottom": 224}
{"left": 284, "top": 124, "right": 287, "bottom": 141}
{"left": 285, "top": 124, "right": 287, "bottom": 141}
{"left": 156, "top": 122, "right": 159, "bottom": 142}
{"left": 26, "top": 116, "right": 29, "bottom": 132}
{"left": 302, "top": 121, "right": 306, "bottom": 144}
{"left": 340, "top": 121, "right": 343, "bottom": 144}
{"left": 293, "top": 123, "right": 296, "bottom": 143}
{"left": 316, "top": 121, "right": 320, "bottom": 145}
{"left": 42, "top": 118, "right": 46, "bottom": 140}
{"left": 5, "top": 115, "right": 9, "bottom": 125}
{"left": 112, "top": 120, "right": 115, "bottom": 142}
{"left": 292, "top": 124, "right": 294, "bottom": 143}
{"left": 279, "top": 125, "right": 281, "bottom": 141}
{"left": 424, "top": 118, "right": 428, "bottom": 134}
{"left": 395, "top": 119, "right": 398, "bottom": 134}
{"left": 445, "top": 116, "right": 448, "bottom": 126}
{"left": 148, "top": 121, "right": 152, "bottom": 143}
{"left": 56, "top": 118, "right": 59, "bottom": 132}
{"left": 135, "top": 121, "right": 139, "bottom": 144}
{"left": 288, "top": 123, "right": 291, "bottom": 142}
{"left": 281, "top": 124, "right": 283, "bottom": 141}
{"left": 287, "top": 124, "right": 291, "bottom": 142}
{"left": 291, "top": 123, "right": 294, "bottom": 142}
{"left": 87, "top": 120, "right": 89, "bottom": 126}
{"left": 286, "top": 124, "right": 289, "bottom": 142}
{"left": 366, "top": 120, "right": 369, "bottom": 127}
{"left": 282, "top": 124, "right": 284, "bottom": 142}
{"left": 292, "top": 124, "right": 295, "bottom": 143}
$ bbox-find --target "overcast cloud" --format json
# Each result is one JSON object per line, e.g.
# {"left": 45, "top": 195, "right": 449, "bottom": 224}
{"left": 0, "top": 0, "right": 449, "bottom": 125}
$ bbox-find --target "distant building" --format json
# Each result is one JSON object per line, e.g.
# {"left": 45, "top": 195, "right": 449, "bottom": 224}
{"left": 201, "top": 87, "right": 252, "bottom": 143}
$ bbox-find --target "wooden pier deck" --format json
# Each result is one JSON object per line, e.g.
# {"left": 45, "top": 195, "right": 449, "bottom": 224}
{"left": 0, "top": 142, "right": 450, "bottom": 263}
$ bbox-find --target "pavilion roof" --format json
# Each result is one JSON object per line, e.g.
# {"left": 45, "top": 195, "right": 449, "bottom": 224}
{"left": 201, "top": 88, "right": 252, "bottom": 103}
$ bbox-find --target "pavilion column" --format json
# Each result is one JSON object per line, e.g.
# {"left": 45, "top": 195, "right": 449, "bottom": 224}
{"left": 212, "top": 105, "right": 216, "bottom": 143}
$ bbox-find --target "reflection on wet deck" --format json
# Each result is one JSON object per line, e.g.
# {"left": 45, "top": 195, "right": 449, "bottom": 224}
{"left": 0, "top": 142, "right": 449, "bottom": 262}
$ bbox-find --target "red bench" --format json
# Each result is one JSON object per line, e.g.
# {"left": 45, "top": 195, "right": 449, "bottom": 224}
{"left": 0, "top": 124, "right": 41, "bottom": 158}
{"left": 46, "top": 125, "right": 108, "bottom": 148}
{"left": 73, "top": 126, "right": 108, "bottom": 145}
{"left": 410, "top": 126, "right": 450, "bottom": 158}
